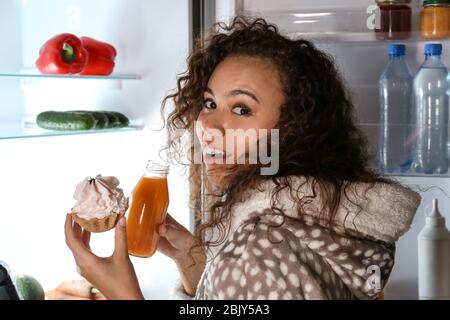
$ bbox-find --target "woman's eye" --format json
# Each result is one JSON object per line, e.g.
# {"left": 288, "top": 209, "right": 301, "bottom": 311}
{"left": 232, "top": 105, "right": 252, "bottom": 116}
{"left": 203, "top": 99, "right": 217, "bottom": 110}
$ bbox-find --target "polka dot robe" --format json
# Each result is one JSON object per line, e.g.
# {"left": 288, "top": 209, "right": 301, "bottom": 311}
{"left": 194, "top": 209, "right": 395, "bottom": 300}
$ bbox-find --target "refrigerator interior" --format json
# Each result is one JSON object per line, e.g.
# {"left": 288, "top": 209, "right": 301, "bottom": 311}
{"left": 0, "top": 0, "right": 191, "bottom": 299}
{"left": 216, "top": 0, "right": 450, "bottom": 299}
{"left": 2, "top": 0, "right": 450, "bottom": 301}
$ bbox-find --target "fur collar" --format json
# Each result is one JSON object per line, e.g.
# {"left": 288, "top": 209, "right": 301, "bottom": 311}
{"left": 228, "top": 176, "right": 422, "bottom": 243}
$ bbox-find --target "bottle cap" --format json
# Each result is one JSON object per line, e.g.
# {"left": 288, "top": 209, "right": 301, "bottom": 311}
{"left": 426, "top": 199, "right": 446, "bottom": 226}
{"left": 388, "top": 44, "right": 406, "bottom": 56}
{"left": 424, "top": 43, "right": 443, "bottom": 56}
{"left": 145, "top": 160, "right": 169, "bottom": 177}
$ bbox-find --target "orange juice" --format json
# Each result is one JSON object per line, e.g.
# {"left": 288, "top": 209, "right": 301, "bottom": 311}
{"left": 127, "top": 161, "right": 169, "bottom": 257}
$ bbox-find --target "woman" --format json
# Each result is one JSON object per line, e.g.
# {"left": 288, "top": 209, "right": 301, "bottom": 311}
{"left": 64, "top": 17, "right": 421, "bottom": 300}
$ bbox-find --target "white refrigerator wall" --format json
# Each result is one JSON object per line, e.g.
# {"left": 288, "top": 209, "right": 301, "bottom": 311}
{"left": 220, "top": 0, "right": 450, "bottom": 299}
{"left": 0, "top": 0, "right": 23, "bottom": 122}
{"left": 0, "top": 0, "right": 190, "bottom": 299}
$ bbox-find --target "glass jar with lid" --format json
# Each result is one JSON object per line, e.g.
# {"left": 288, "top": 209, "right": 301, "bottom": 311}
{"left": 420, "top": 0, "right": 450, "bottom": 39}
{"left": 375, "top": 0, "right": 412, "bottom": 40}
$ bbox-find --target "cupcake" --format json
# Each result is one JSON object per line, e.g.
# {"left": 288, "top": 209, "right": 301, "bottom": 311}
{"left": 70, "top": 175, "right": 129, "bottom": 233}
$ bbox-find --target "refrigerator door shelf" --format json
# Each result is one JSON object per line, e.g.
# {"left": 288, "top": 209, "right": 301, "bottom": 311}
{"left": 237, "top": 1, "right": 424, "bottom": 44}
{"left": 289, "top": 32, "right": 450, "bottom": 45}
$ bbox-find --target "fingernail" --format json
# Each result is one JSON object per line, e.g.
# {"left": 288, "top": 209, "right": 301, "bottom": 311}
{"left": 119, "top": 217, "right": 126, "bottom": 227}
{"left": 159, "top": 224, "right": 166, "bottom": 235}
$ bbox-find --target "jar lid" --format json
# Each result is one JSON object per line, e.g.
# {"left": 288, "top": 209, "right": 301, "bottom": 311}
{"left": 376, "top": 0, "right": 412, "bottom": 4}
{"left": 423, "top": 0, "right": 450, "bottom": 5}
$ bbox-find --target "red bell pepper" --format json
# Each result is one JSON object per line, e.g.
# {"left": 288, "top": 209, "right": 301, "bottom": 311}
{"left": 35, "top": 33, "right": 88, "bottom": 74}
{"left": 78, "top": 37, "right": 117, "bottom": 76}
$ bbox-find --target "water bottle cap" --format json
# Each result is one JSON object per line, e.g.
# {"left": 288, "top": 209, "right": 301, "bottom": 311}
{"left": 424, "top": 43, "right": 443, "bottom": 56}
{"left": 388, "top": 44, "right": 406, "bottom": 56}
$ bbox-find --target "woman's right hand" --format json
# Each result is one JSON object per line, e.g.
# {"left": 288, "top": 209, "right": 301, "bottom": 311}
{"left": 64, "top": 214, "right": 144, "bottom": 300}
{"left": 157, "top": 213, "right": 206, "bottom": 297}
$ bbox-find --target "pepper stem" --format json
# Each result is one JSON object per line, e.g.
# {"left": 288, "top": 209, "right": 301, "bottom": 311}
{"left": 61, "top": 42, "right": 76, "bottom": 63}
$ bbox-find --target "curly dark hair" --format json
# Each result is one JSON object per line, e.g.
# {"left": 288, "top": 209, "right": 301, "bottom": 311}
{"left": 162, "top": 16, "right": 393, "bottom": 251}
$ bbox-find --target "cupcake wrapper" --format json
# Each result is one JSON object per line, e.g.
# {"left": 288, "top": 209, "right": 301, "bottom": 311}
{"left": 70, "top": 211, "right": 125, "bottom": 233}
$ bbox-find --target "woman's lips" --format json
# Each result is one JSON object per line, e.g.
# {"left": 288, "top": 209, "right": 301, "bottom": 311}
{"left": 201, "top": 145, "right": 254, "bottom": 165}
{"left": 202, "top": 144, "right": 231, "bottom": 165}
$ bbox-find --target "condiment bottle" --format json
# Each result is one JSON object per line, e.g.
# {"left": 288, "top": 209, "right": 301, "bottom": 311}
{"left": 418, "top": 199, "right": 450, "bottom": 299}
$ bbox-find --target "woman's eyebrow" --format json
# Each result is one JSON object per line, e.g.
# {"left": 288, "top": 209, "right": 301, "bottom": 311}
{"left": 204, "top": 87, "right": 215, "bottom": 96}
{"left": 204, "top": 87, "right": 260, "bottom": 103}
{"left": 227, "top": 89, "right": 259, "bottom": 103}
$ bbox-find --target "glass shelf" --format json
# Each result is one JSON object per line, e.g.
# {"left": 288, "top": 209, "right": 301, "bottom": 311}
{"left": 292, "top": 32, "right": 450, "bottom": 46}
{"left": 0, "top": 121, "right": 144, "bottom": 140}
{"left": 245, "top": 5, "right": 450, "bottom": 45}
{"left": 0, "top": 72, "right": 141, "bottom": 80}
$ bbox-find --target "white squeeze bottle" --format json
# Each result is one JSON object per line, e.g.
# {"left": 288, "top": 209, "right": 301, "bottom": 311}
{"left": 418, "top": 199, "right": 450, "bottom": 300}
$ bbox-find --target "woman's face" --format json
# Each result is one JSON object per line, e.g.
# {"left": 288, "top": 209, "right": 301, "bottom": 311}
{"left": 196, "top": 55, "right": 285, "bottom": 184}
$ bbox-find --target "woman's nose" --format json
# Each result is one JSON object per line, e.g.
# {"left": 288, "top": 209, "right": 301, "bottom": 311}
{"left": 198, "top": 120, "right": 223, "bottom": 146}
{"left": 199, "top": 111, "right": 227, "bottom": 138}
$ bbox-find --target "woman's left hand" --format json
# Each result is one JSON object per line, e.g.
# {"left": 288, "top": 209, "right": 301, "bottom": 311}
{"left": 64, "top": 214, "right": 144, "bottom": 300}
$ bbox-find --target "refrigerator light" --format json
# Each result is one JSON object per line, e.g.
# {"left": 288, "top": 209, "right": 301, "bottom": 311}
{"left": 293, "top": 13, "right": 333, "bottom": 18}
{"left": 294, "top": 20, "right": 319, "bottom": 24}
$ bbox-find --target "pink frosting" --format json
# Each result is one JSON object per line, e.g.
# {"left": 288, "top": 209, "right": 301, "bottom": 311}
{"left": 72, "top": 175, "right": 129, "bottom": 219}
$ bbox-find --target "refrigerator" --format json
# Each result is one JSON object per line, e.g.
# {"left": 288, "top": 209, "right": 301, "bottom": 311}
{"left": 0, "top": 0, "right": 448, "bottom": 300}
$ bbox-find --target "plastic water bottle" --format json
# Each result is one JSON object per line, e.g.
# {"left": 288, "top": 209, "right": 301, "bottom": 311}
{"left": 418, "top": 199, "right": 450, "bottom": 300}
{"left": 412, "top": 43, "right": 449, "bottom": 174}
{"left": 379, "top": 44, "right": 413, "bottom": 173}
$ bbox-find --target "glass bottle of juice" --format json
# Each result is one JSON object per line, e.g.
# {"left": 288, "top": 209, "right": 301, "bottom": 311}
{"left": 127, "top": 160, "right": 170, "bottom": 258}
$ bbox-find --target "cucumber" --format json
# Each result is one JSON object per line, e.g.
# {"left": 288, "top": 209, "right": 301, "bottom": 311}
{"left": 70, "top": 111, "right": 109, "bottom": 129}
{"left": 14, "top": 275, "right": 45, "bottom": 300}
{"left": 102, "top": 111, "right": 122, "bottom": 128}
{"left": 106, "top": 111, "right": 129, "bottom": 128}
{"left": 37, "top": 111, "right": 97, "bottom": 131}
{"left": 92, "top": 111, "right": 110, "bottom": 129}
